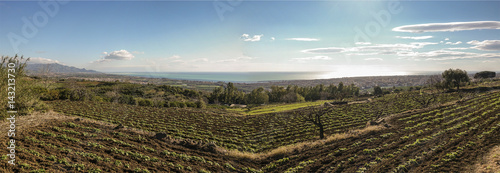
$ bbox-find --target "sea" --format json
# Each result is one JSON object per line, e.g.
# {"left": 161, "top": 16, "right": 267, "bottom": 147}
{"left": 109, "top": 71, "right": 441, "bottom": 83}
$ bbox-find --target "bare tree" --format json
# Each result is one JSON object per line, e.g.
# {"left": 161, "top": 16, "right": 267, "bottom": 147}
{"left": 303, "top": 104, "right": 333, "bottom": 139}
{"left": 413, "top": 92, "right": 438, "bottom": 108}
{"left": 425, "top": 75, "right": 444, "bottom": 92}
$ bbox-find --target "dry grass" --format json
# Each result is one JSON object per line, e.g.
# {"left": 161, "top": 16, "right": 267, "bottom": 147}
{"left": 470, "top": 145, "right": 500, "bottom": 173}
{"left": 0, "top": 111, "right": 71, "bottom": 133}
{"left": 225, "top": 125, "right": 384, "bottom": 160}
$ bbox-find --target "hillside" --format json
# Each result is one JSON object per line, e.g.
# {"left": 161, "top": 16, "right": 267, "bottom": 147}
{"left": 26, "top": 63, "right": 99, "bottom": 75}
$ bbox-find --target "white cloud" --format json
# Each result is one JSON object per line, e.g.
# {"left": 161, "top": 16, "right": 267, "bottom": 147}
{"left": 286, "top": 38, "right": 320, "bottom": 41}
{"left": 241, "top": 34, "right": 263, "bottom": 42}
{"left": 216, "top": 56, "right": 254, "bottom": 63}
{"left": 292, "top": 55, "right": 332, "bottom": 63}
{"left": 399, "top": 49, "right": 500, "bottom": 61}
{"left": 301, "top": 47, "right": 345, "bottom": 54}
{"left": 168, "top": 55, "right": 181, "bottom": 59}
{"left": 392, "top": 21, "right": 500, "bottom": 33}
{"left": 270, "top": 37, "right": 275, "bottom": 41}
{"left": 103, "top": 50, "right": 135, "bottom": 60}
{"left": 28, "top": 57, "right": 61, "bottom": 64}
{"left": 91, "top": 50, "right": 136, "bottom": 63}
{"left": 194, "top": 58, "right": 209, "bottom": 62}
{"left": 302, "top": 42, "right": 437, "bottom": 56}
{"left": 446, "top": 47, "right": 470, "bottom": 50}
{"left": 445, "top": 41, "right": 462, "bottom": 45}
{"left": 293, "top": 56, "right": 331, "bottom": 61}
{"left": 90, "top": 59, "right": 112, "bottom": 64}
{"left": 355, "top": 42, "right": 372, "bottom": 45}
{"left": 467, "top": 40, "right": 500, "bottom": 51}
{"left": 395, "top": 36, "right": 433, "bottom": 40}
{"left": 445, "top": 38, "right": 450, "bottom": 41}
{"left": 348, "top": 42, "right": 437, "bottom": 52}
{"left": 169, "top": 56, "right": 209, "bottom": 64}
{"left": 364, "top": 58, "right": 383, "bottom": 61}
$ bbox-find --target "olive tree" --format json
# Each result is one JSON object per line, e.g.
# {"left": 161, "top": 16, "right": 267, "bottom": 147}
{"left": 442, "top": 68, "right": 470, "bottom": 90}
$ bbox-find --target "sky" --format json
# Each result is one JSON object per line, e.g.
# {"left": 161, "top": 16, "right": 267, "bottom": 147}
{"left": 1, "top": 0, "right": 499, "bottom": 77}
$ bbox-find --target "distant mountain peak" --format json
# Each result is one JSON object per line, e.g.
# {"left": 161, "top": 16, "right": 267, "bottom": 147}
{"left": 26, "top": 63, "right": 99, "bottom": 74}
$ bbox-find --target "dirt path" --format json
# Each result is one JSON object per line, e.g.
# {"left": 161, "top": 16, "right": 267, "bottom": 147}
{"left": 468, "top": 145, "right": 500, "bottom": 173}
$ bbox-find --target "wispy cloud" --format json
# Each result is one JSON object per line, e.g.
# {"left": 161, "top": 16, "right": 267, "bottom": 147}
{"left": 355, "top": 42, "right": 372, "bottom": 45}
{"left": 28, "top": 57, "right": 61, "bottom": 64}
{"left": 301, "top": 47, "right": 345, "bottom": 54}
{"left": 467, "top": 40, "right": 500, "bottom": 51}
{"left": 286, "top": 38, "right": 320, "bottom": 41}
{"left": 292, "top": 56, "right": 332, "bottom": 62}
{"left": 399, "top": 49, "right": 500, "bottom": 61}
{"left": 445, "top": 41, "right": 462, "bottom": 45}
{"left": 169, "top": 56, "right": 209, "bottom": 64}
{"left": 168, "top": 55, "right": 181, "bottom": 59}
{"left": 364, "top": 58, "right": 383, "bottom": 61}
{"left": 392, "top": 21, "right": 500, "bottom": 33}
{"left": 241, "top": 34, "right": 263, "bottom": 42}
{"left": 395, "top": 36, "right": 433, "bottom": 40}
{"left": 446, "top": 47, "right": 470, "bottom": 50}
{"left": 216, "top": 56, "right": 254, "bottom": 63}
{"left": 302, "top": 42, "right": 437, "bottom": 56}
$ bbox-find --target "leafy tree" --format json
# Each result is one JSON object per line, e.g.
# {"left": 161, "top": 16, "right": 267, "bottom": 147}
{"left": 474, "top": 71, "right": 496, "bottom": 79}
{"left": 246, "top": 87, "right": 269, "bottom": 104}
{"left": 373, "top": 86, "right": 383, "bottom": 96}
{"left": 442, "top": 68, "right": 470, "bottom": 90}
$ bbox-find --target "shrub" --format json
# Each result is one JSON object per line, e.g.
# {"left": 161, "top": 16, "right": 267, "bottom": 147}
{"left": 195, "top": 100, "right": 206, "bottom": 108}
{"left": 137, "top": 98, "right": 154, "bottom": 107}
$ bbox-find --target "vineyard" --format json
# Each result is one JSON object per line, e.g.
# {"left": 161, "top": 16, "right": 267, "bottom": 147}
{"left": 261, "top": 90, "right": 500, "bottom": 173}
{"left": 0, "top": 88, "right": 499, "bottom": 172}
{"left": 48, "top": 91, "right": 462, "bottom": 153}
{"left": 0, "top": 118, "right": 257, "bottom": 172}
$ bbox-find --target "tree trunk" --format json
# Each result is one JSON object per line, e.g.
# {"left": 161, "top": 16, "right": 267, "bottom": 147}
{"left": 318, "top": 124, "right": 324, "bottom": 139}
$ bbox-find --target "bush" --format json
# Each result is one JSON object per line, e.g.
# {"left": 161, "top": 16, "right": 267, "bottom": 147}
{"left": 0, "top": 55, "right": 45, "bottom": 117}
{"left": 178, "top": 102, "right": 187, "bottom": 108}
{"left": 185, "top": 102, "right": 197, "bottom": 108}
{"left": 119, "top": 95, "right": 136, "bottom": 105}
{"left": 41, "top": 90, "right": 60, "bottom": 101}
{"left": 137, "top": 98, "right": 154, "bottom": 107}
{"left": 169, "top": 102, "right": 178, "bottom": 108}
{"left": 195, "top": 100, "right": 206, "bottom": 108}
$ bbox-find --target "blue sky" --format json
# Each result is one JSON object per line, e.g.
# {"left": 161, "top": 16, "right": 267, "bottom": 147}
{"left": 1, "top": 1, "right": 499, "bottom": 77}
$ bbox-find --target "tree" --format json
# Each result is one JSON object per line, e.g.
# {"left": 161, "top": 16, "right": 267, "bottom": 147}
{"left": 303, "top": 105, "right": 333, "bottom": 139}
{"left": 373, "top": 86, "right": 383, "bottom": 96}
{"left": 246, "top": 87, "right": 269, "bottom": 104}
{"left": 425, "top": 75, "right": 445, "bottom": 92}
{"left": 442, "top": 68, "right": 470, "bottom": 90}
{"left": 413, "top": 91, "right": 437, "bottom": 108}
{"left": 474, "top": 71, "right": 496, "bottom": 80}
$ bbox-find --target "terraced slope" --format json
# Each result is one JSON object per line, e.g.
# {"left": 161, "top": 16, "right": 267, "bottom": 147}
{"left": 263, "top": 91, "right": 500, "bottom": 173}
{"left": 48, "top": 91, "right": 461, "bottom": 152}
